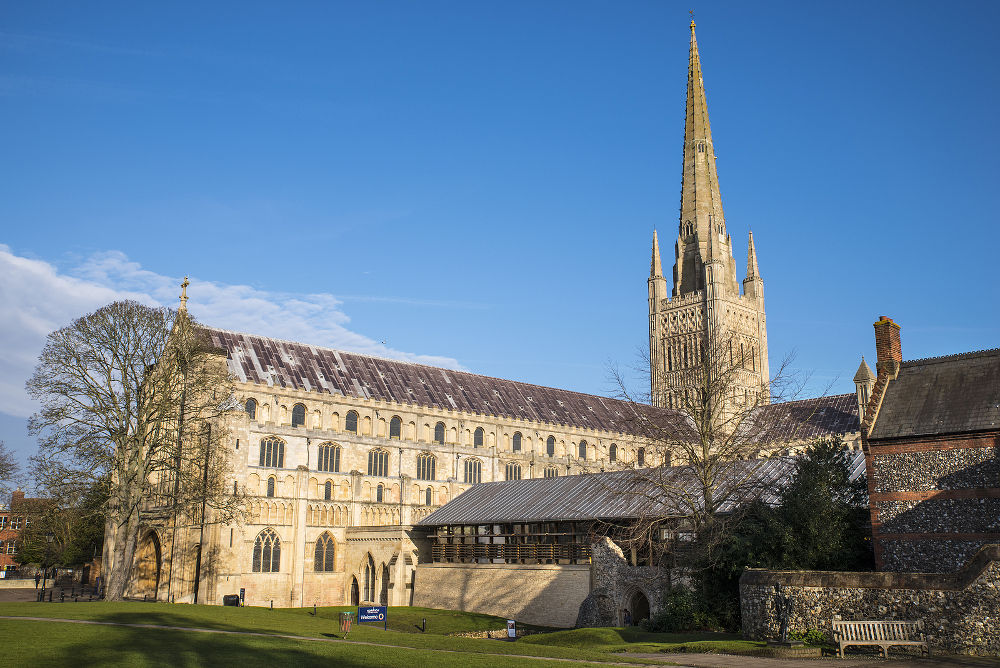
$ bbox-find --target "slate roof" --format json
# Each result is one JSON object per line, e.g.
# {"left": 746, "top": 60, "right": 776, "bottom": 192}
{"left": 417, "top": 450, "right": 866, "bottom": 526}
{"left": 205, "top": 327, "right": 641, "bottom": 434}
{"left": 869, "top": 349, "right": 1000, "bottom": 441}
{"left": 204, "top": 327, "right": 860, "bottom": 441}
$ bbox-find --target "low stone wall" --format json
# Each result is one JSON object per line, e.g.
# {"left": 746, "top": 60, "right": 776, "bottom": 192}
{"left": 739, "top": 544, "right": 1000, "bottom": 656}
{"left": 412, "top": 562, "right": 591, "bottom": 628}
{"left": 0, "top": 579, "right": 35, "bottom": 589}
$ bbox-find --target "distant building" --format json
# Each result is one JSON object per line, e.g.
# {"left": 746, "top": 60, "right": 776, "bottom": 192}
{"left": 0, "top": 490, "right": 48, "bottom": 576}
{"left": 862, "top": 316, "right": 1000, "bottom": 572}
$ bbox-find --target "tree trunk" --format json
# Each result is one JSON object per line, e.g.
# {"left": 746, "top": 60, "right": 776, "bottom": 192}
{"left": 105, "top": 510, "right": 139, "bottom": 600}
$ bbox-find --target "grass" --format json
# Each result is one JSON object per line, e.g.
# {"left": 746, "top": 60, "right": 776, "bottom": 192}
{"left": 520, "top": 626, "right": 764, "bottom": 655}
{"left": 0, "top": 602, "right": 672, "bottom": 667}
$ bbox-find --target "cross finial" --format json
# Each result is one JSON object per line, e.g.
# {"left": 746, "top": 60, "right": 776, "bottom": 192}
{"left": 689, "top": 10, "right": 696, "bottom": 30}
{"left": 179, "top": 276, "right": 190, "bottom": 312}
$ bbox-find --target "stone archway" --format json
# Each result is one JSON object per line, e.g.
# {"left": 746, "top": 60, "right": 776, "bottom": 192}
{"left": 350, "top": 577, "right": 360, "bottom": 606}
{"left": 134, "top": 531, "right": 162, "bottom": 600}
{"left": 627, "top": 590, "right": 650, "bottom": 626}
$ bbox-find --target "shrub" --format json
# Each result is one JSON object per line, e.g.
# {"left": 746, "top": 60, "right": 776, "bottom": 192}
{"left": 640, "top": 587, "right": 721, "bottom": 633}
{"left": 788, "top": 628, "right": 829, "bottom": 646}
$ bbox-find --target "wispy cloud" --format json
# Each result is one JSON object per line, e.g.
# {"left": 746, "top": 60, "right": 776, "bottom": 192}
{"left": 0, "top": 245, "right": 463, "bottom": 419}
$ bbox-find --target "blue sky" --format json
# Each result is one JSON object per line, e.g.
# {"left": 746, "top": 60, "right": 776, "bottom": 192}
{"left": 2, "top": 1, "right": 999, "bottom": 471}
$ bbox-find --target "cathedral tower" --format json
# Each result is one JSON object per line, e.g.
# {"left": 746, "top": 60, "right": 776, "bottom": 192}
{"left": 649, "top": 22, "right": 769, "bottom": 410}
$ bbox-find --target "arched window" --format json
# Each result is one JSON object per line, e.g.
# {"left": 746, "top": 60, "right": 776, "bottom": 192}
{"left": 368, "top": 449, "right": 389, "bottom": 477}
{"left": 245, "top": 399, "right": 257, "bottom": 420}
{"left": 637, "top": 447, "right": 646, "bottom": 467}
{"left": 425, "top": 486, "right": 433, "bottom": 506}
{"left": 416, "top": 453, "right": 436, "bottom": 481}
{"left": 266, "top": 476, "right": 275, "bottom": 497}
{"left": 464, "top": 459, "right": 482, "bottom": 484}
{"left": 291, "top": 403, "right": 306, "bottom": 427}
{"left": 433, "top": 422, "right": 445, "bottom": 444}
{"left": 389, "top": 416, "right": 402, "bottom": 439}
{"left": 609, "top": 444, "right": 618, "bottom": 462}
{"left": 473, "top": 427, "right": 484, "bottom": 448}
{"left": 345, "top": 411, "right": 359, "bottom": 434}
{"left": 578, "top": 440, "right": 587, "bottom": 460}
{"left": 317, "top": 443, "right": 341, "bottom": 473}
{"left": 363, "top": 554, "right": 375, "bottom": 602}
{"left": 546, "top": 436, "right": 555, "bottom": 457}
{"left": 544, "top": 466, "right": 558, "bottom": 479}
{"left": 512, "top": 432, "right": 522, "bottom": 452}
{"left": 505, "top": 462, "right": 521, "bottom": 481}
{"left": 259, "top": 437, "right": 285, "bottom": 468}
{"left": 252, "top": 528, "right": 280, "bottom": 573}
{"left": 376, "top": 483, "right": 384, "bottom": 503}
{"left": 324, "top": 481, "right": 332, "bottom": 501}
{"left": 314, "top": 532, "right": 335, "bottom": 572}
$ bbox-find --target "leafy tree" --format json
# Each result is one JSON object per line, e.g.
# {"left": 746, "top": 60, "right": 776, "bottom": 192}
{"left": 26, "top": 301, "right": 244, "bottom": 600}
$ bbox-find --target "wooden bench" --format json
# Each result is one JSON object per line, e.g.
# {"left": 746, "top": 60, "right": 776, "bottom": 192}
{"left": 832, "top": 619, "right": 929, "bottom": 658}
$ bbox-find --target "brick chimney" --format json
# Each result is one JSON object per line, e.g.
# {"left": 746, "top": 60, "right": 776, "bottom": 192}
{"left": 873, "top": 315, "right": 901, "bottom": 379}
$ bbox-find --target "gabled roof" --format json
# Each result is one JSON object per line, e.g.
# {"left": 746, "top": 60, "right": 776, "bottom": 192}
{"left": 205, "top": 327, "right": 640, "bottom": 434}
{"left": 869, "top": 348, "right": 1000, "bottom": 440}
{"left": 418, "top": 450, "right": 866, "bottom": 526}
{"left": 204, "top": 326, "right": 860, "bottom": 442}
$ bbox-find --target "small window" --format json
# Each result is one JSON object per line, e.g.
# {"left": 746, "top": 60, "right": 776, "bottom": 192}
{"left": 578, "top": 440, "right": 587, "bottom": 460}
{"left": 345, "top": 411, "right": 359, "bottom": 434}
{"left": 434, "top": 422, "right": 445, "bottom": 445}
{"left": 389, "top": 416, "right": 402, "bottom": 439}
{"left": 252, "top": 528, "right": 280, "bottom": 573}
{"left": 637, "top": 447, "right": 646, "bottom": 467}
{"left": 317, "top": 443, "right": 341, "bottom": 473}
{"left": 376, "top": 483, "right": 384, "bottom": 503}
{"left": 324, "top": 481, "right": 332, "bottom": 500}
{"left": 291, "top": 403, "right": 306, "bottom": 427}
{"left": 425, "top": 487, "right": 433, "bottom": 506}
{"left": 512, "top": 432, "right": 522, "bottom": 452}
{"left": 245, "top": 399, "right": 257, "bottom": 420}
{"left": 505, "top": 462, "right": 521, "bottom": 481}
{"left": 259, "top": 437, "right": 285, "bottom": 468}
{"left": 266, "top": 477, "right": 275, "bottom": 497}
{"left": 546, "top": 436, "right": 555, "bottom": 457}
{"left": 473, "top": 427, "right": 484, "bottom": 448}
{"left": 416, "top": 453, "right": 436, "bottom": 481}
{"left": 464, "top": 459, "right": 482, "bottom": 484}
{"left": 609, "top": 444, "right": 618, "bottom": 462}
{"left": 368, "top": 449, "right": 389, "bottom": 477}
{"left": 544, "top": 466, "right": 558, "bottom": 479}
{"left": 314, "top": 532, "right": 335, "bottom": 572}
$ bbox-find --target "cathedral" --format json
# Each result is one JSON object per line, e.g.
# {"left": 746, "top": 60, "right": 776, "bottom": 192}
{"left": 112, "top": 23, "right": 862, "bottom": 619}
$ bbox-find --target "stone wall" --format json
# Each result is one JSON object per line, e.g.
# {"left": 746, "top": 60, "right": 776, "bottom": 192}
{"left": 739, "top": 544, "right": 1000, "bottom": 656}
{"left": 412, "top": 562, "right": 591, "bottom": 628}
{"left": 866, "top": 435, "right": 999, "bottom": 572}
{"left": 575, "top": 537, "right": 671, "bottom": 628}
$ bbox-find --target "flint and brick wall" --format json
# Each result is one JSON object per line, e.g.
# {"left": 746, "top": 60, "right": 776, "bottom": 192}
{"left": 412, "top": 562, "right": 591, "bottom": 628}
{"left": 740, "top": 545, "right": 1000, "bottom": 656}
{"left": 866, "top": 434, "right": 1000, "bottom": 572}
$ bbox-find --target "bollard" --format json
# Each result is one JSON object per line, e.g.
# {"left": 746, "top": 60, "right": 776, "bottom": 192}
{"left": 61, "top": 592, "right": 65, "bottom": 603}
{"left": 422, "top": 618, "right": 426, "bottom": 633}
{"left": 270, "top": 600, "right": 273, "bottom": 610}
{"left": 48, "top": 590, "right": 53, "bottom": 602}
{"left": 313, "top": 604, "right": 316, "bottom": 616}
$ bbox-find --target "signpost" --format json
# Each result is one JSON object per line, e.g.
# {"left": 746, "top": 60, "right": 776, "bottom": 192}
{"left": 358, "top": 605, "right": 388, "bottom": 631}
{"left": 507, "top": 619, "right": 516, "bottom": 640}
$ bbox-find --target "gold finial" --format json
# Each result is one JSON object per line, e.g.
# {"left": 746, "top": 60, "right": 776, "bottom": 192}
{"left": 689, "top": 10, "right": 695, "bottom": 30}
{"left": 179, "top": 276, "right": 190, "bottom": 312}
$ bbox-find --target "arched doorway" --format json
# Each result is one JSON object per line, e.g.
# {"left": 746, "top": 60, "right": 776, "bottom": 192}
{"left": 134, "top": 531, "right": 162, "bottom": 600}
{"left": 379, "top": 564, "right": 389, "bottom": 606}
{"left": 350, "top": 577, "right": 360, "bottom": 606}
{"left": 628, "top": 590, "right": 650, "bottom": 626}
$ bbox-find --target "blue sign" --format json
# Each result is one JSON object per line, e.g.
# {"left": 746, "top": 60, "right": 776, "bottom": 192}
{"left": 358, "top": 606, "right": 387, "bottom": 623}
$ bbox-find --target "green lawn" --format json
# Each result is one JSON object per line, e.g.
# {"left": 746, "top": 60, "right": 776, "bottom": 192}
{"left": 0, "top": 602, "right": 673, "bottom": 667}
{"left": 520, "top": 626, "right": 764, "bottom": 655}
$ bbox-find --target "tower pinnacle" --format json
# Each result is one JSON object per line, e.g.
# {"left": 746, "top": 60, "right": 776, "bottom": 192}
{"left": 746, "top": 230, "right": 760, "bottom": 280}
{"left": 651, "top": 229, "right": 663, "bottom": 278}
{"left": 179, "top": 276, "right": 190, "bottom": 312}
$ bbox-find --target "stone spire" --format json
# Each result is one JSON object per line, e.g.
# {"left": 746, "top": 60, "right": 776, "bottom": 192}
{"left": 746, "top": 230, "right": 759, "bottom": 280}
{"left": 651, "top": 229, "right": 663, "bottom": 277}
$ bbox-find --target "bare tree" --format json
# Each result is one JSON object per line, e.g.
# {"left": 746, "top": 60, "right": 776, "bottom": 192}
{"left": 0, "top": 441, "right": 19, "bottom": 495}
{"left": 608, "top": 324, "right": 820, "bottom": 567}
{"left": 26, "top": 301, "right": 244, "bottom": 600}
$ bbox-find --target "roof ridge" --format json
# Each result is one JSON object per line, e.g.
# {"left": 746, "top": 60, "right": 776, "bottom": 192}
{"left": 902, "top": 347, "right": 1000, "bottom": 366}
{"left": 765, "top": 393, "right": 855, "bottom": 407}
{"left": 203, "top": 325, "right": 637, "bottom": 407}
